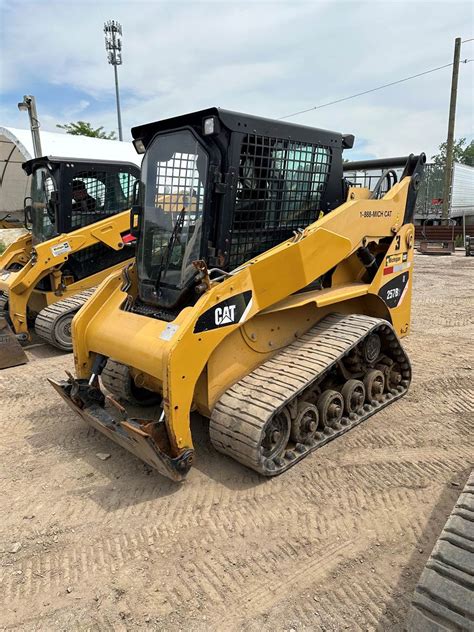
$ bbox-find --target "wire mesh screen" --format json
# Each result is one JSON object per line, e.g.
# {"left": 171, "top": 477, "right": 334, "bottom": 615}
{"left": 154, "top": 151, "right": 204, "bottom": 215}
{"left": 150, "top": 149, "right": 204, "bottom": 255}
{"left": 228, "top": 135, "right": 331, "bottom": 268}
{"left": 138, "top": 129, "right": 208, "bottom": 297}
{"left": 71, "top": 169, "right": 137, "bottom": 230}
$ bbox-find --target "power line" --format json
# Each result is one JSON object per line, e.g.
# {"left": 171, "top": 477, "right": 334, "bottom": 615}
{"left": 280, "top": 59, "right": 473, "bottom": 120}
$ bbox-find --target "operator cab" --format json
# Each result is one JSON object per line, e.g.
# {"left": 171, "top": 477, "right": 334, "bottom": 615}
{"left": 131, "top": 108, "right": 353, "bottom": 313}
{"left": 23, "top": 157, "right": 140, "bottom": 245}
{"left": 21, "top": 157, "right": 140, "bottom": 284}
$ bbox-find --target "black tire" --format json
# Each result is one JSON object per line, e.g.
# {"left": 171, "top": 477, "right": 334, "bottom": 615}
{"left": 101, "top": 360, "right": 161, "bottom": 407}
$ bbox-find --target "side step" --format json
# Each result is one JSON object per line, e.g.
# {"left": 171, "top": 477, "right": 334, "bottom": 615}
{"left": 406, "top": 471, "right": 474, "bottom": 631}
{"left": 210, "top": 313, "right": 411, "bottom": 476}
{"left": 34, "top": 289, "right": 96, "bottom": 350}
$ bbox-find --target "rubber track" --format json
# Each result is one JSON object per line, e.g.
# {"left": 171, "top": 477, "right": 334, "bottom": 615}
{"left": 210, "top": 313, "right": 411, "bottom": 475}
{"left": 0, "top": 289, "right": 8, "bottom": 311}
{"left": 406, "top": 471, "right": 474, "bottom": 631}
{"left": 101, "top": 360, "right": 131, "bottom": 400}
{"left": 34, "top": 289, "right": 95, "bottom": 348}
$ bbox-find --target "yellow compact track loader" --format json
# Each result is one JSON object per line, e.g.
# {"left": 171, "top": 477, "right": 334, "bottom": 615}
{"left": 50, "top": 108, "right": 425, "bottom": 481}
{"left": 0, "top": 156, "right": 140, "bottom": 368}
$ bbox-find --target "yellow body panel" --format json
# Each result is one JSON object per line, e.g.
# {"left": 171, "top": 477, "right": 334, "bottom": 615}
{"left": 0, "top": 210, "right": 133, "bottom": 337}
{"left": 0, "top": 232, "right": 32, "bottom": 267}
{"left": 72, "top": 175, "right": 415, "bottom": 456}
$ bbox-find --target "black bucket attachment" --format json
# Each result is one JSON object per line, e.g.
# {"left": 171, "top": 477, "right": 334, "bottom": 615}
{"left": 48, "top": 376, "right": 194, "bottom": 482}
{"left": 0, "top": 316, "right": 28, "bottom": 369}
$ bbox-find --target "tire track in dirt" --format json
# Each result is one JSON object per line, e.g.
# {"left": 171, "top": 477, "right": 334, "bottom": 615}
{"left": 1, "top": 253, "right": 472, "bottom": 630}
{"left": 0, "top": 479, "right": 458, "bottom": 607}
{"left": 214, "top": 490, "right": 447, "bottom": 631}
{"left": 254, "top": 568, "right": 403, "bottom": 632}
{"left": 0, "top": 444, "right": 468, "bottom": 539}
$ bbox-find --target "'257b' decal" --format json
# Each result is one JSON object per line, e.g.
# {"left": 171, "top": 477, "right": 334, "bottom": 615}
{"left": 378, "top": 272, "right": 410, "bottom": 308}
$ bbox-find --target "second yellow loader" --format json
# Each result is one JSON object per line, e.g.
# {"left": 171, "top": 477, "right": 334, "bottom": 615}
{"left": 0, "top": 154, "right": 140, "bottom": 368}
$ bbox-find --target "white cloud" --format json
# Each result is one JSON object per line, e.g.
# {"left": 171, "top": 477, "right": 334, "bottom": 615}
{"left": 0, "top": 0, "right": 472, "bottom": 159}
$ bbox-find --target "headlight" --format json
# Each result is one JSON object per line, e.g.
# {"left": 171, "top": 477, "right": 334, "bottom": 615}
{"left": 133, "top": 139, "right": 146, "bottom": 154}
{"left": 203, "top": 116, "right": 220, "bottom": 136}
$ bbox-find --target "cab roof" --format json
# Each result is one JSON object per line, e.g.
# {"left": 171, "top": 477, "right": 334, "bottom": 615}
{"left": 22, "top": 155, "right": 140, "bottom": 176}
{"left": 132, "top": 107, "right": 354, "bottom": 150}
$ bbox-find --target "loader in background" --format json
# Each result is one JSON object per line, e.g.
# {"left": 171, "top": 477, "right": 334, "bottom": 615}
{"left": 0, "top": 214, "right": 25, "bottom": 229}
{"left": 0, "top": 155, "right": 140, "bottom": 368}
{"left": 50, "top": 108, "right": 425, "bottom": 481}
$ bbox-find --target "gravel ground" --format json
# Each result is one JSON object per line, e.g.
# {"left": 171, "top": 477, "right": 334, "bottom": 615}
{"left": 0, "top": 251, "right": 472, "bottom": 631}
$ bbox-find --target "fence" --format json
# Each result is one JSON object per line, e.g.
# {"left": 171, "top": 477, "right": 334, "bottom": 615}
{"left": 414, "top": 225, "right": 474, "bottom": 241}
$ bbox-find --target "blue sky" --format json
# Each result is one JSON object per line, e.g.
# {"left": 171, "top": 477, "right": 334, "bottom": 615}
{"left": 0, "top": 0, "right": 473, "bottom": 160}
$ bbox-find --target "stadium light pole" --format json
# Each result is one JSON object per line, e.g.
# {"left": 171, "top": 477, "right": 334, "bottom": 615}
{"left": 17, "top": 95, "right": 42, "bottom": 157}
{"left": 104, "top": 20, "right": 123, "bottom": 141}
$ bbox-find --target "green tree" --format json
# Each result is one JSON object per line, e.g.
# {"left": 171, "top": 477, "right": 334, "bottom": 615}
{"left": 56, "top": 121, "right": 117, "bottom": 140}
{"left": 462, "top": 140, "right": 474, "bottom": 166}
{"left": 431, "top": 138, "right": 474, "bottom": 169}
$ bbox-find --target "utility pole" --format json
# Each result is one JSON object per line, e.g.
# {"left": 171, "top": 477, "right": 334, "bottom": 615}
{"left": 441, "top": 37, "right": 461, "bottom": 221}
{"left": 104, "top": 20, "right": 123, "bottom": 141}
{"left": 17, "top": 95, "right": 42, "bottom": 157}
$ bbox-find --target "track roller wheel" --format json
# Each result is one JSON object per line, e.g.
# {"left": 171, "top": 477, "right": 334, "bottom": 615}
{"left": 363, "top": 369, "right": 385, "bottom": 404}
{"left": 317, "top": 390, "right": 344, "bottom": 429}
{"left": 261, "top": 407, "right": 291, "bottom": 459}
{"left": 388, "top": 362, "right": 402, "bottom": 389}
{"left": 52, "top": 313, "right": 74, "bottom": 351}
{"left": 101, "top": 360, "right": 161, "bottom": 407}
{"left": 362, "top": 333, "right": 381, "bottom": 363}
{"left": 341, "top": 379, "right": 365, "bottom": 417}
{"left": 290, "top": 401, "right": 319, "bottom": 444}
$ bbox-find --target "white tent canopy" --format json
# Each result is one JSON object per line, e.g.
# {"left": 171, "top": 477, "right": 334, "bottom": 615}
{"left": 0, "top": 126, "right": 141, "bottom": 215}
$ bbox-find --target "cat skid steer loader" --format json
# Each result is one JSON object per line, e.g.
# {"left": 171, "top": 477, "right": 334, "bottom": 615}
{"left": 50, "top": 108, "right": 425, "bottom": 481}
{"left": 0, "top": 155, "right": 140, "bottom": 368}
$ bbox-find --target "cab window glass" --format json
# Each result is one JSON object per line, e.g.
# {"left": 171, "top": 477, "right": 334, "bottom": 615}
{"left": 31, "top": 167, "right": 58, "bottom": 244}
{"left": 71, "top": 169, "right": 138, "bottom": 229}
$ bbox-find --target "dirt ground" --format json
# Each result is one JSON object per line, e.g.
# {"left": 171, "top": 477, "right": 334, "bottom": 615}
{"left": 0, "top": 252, "right": 472, "bottom": 631}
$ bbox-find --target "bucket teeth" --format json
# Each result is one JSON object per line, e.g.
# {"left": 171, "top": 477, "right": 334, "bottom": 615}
{"left": 48, "top": 377, "right": 194, "bottom": 481}
{"left": 0, "top": 316, "right": 28, "bottom": 369}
